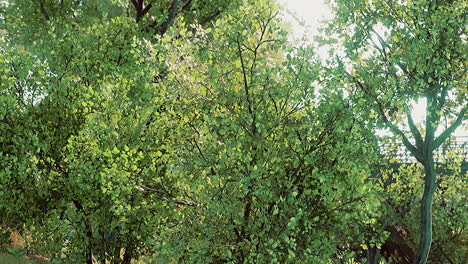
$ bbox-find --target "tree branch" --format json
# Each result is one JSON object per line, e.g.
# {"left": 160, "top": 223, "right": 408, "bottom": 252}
{"left": 433, "top": 107, "right": 466, "bottom": 150}
{"left": 130, "top": 0, "right": 139, "bottom": 7}
{"left": 340, "top": 63, "right": 423, "bottom": 161}
{"left": 0, "top": 117, "right": 14, "bottom": 129}
{"left": 35, "top": 0, "right": 50, "bottom": 21}
{"left": 153, "top": 0, "right": 179, "bottom": 36}
{"left": 181, "top": 0, "right": 193, "bottom": 12}
{"left": 387, "top": 122, "right": 423, "bottom": 162}
{"left": 140, "top": 3, "right": 153, "bottom": 18}
{"left": 237, "top": 35, "right": 258, "bottom": 136}
{"left": 131, "top": 0, "right": 153, "bottom": 23}
{"left": 381, "top": 207, "right": 410, "bottom": 231}
{"left": 236, "top": 36, "right": 252, "bottom": 117}
{"left": 407, "top": 113, "right": 424, "bottom": 149}
{"left": 198, "top": 9, "right": 222, "bottom": 26}
{"left": 370, "top": 28, "right": 410, "bottom": 75}
{"left": 369, "top": 28, "right": 389, "bottom": 57}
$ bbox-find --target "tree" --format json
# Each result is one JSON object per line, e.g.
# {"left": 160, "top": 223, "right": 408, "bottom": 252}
{"left": 6, "top": 0, "right": 464, "bottom": 263}
{"left": 377, "top": 149, "right": 467, "bottom": 263}
{"left": 155, "top": 1, "right": 385, "bottom": 262}
{"left": 0, "top": 14, "right": 176, "bottom": 264}
{"left": 0, "top": 0, "right": 241, "bottom": 263}
{"left": 327, "top": 0, "right": 467, "bottom": 262}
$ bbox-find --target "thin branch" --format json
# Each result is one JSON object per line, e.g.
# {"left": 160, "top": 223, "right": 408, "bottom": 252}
{"left": 0, "top": 117, "right": 14, "bottom": 129}
{"left": 198, "top": 9, "right": 222, "bottom": 26}
{"left": 236, "top": 36, "right": 252, "bottom": 116}
{"left": 368, "top": 35, "right": 387, "bottom": 59}
{"left": 268, "top": 90, "right": 279, "bottom": 114}
{"left": 381, "top": 207, "right": 410, "bottom": 231}
{"left": 370, "top": 28, "right": 391, "bottom": 50}
{"left": 191, "top": 139, "right": 208, "bottom": 162}
{"left": 181, "top": 0, "right": 193, "bottom": 12}
{"left": 370, "top": 28, "right": 411, "bottom": 76}
{"left": 382, "top": 0, "right": 407, "bottom": 25}
{"left": 137, "top": 185, "right": 198, "bottom": 206}
{"left": 290, "top": 115, "right": 337, "bottom": 180}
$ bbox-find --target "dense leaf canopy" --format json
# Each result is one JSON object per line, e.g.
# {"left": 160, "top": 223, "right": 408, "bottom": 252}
{"left": 0, "top": 0, "right": 466, "bottom": 263}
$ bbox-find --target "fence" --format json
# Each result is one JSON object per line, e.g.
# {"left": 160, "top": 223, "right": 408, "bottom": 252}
{"left": 378, "top": 136, "right": 468, "bottom": 163}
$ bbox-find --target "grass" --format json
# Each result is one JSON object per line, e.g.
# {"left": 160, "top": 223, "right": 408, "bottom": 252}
{"left": 0, "top": 253, "right": 48, "bottom": 264}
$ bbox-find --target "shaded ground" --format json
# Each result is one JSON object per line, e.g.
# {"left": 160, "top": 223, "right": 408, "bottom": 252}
{"left": 0, "top": 253, "right": 49, "bottom": 264}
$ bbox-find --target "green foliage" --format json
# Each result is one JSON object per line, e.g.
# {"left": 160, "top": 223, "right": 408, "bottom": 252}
{"left": 0, "top": 253, "right": 42, "bottom": 264}
{"left": 325, "top": 0, "right": 467, "bottom": 262}
{"left": 7, "top": 247, "right": 26, "bottom": 258}
{"left": 146, "top": 1, "right": 382, "bottom": 263}
{"left": 1, "top": 0, "right": 465, "bottom": 263}
{"left": 2, "top": 1, "right": 188, "bottom": 263}
{"left": 378, "top": 149, "right": 468, "bottom": 263}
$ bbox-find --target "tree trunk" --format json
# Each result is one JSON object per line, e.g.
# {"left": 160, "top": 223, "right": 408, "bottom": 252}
{"left": 85, "top": 249, "right": 93, "bottom": 264}
{"left": 414, "top": 157, "right": 436, "bottom": 264}
{"left": 112, "top": 247, "right": 121, "bottom": 264}
{"left": 121, "top": 246, "right": 132, "bottom": 264}
{"left": 84, "top": 227, "right": 93, "bottom": 264}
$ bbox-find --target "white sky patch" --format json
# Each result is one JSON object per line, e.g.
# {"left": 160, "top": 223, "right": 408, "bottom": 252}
{"left": 278, "top": 0, "right": 331, "bottom": 37}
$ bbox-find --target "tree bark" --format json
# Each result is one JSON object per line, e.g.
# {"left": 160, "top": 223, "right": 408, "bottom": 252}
{"left": 85, "top": 248, "right": 93, "bottom": 264}
{"left": 415, "top": 150, "right": 436, "bottom": 263}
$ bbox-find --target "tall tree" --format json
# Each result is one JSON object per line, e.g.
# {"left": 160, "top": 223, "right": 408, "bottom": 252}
{"left": 158, "top": 1, "right": 384, "bottom": 262}
{"left": 327, "top": 0, "right": 467, "bottom": 263}
{"left": 0, "top": 14, "right": 178, "bottom": 263}
{"left": 0, "top": 0, "right": 241, "bottom": 263}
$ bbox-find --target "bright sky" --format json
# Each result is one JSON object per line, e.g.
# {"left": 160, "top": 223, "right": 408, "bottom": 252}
{"left": 280, "top": 0, "right": 466, "bottom": 139}
{"left": 278, "top": 0, "right": 331, "bottom": 38}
